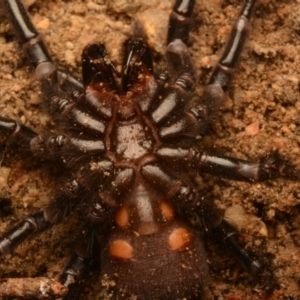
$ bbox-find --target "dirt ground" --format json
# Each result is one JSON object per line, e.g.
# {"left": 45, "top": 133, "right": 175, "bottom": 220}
{"left": 0, "top": 0, "right": 300, "bottom": 299}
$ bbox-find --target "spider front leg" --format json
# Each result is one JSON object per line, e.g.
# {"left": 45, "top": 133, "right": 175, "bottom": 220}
{"left": 167, "top": 0, "right": 195, "bottom": 45}
{"left": 209, "top": 0, "right": 256, "bottom": 90}
{"left": 0, "top": 0, "right": 86, "bottom": 162}
{"left": 190, "top": 0, "right": 257, "bottom": 129}
{"left": 3, "top": 0, "right": 83, "bottom": 91}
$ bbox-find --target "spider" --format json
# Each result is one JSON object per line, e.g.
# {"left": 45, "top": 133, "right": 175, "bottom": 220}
{"left": 0, "top": 0, "right": 300, "bottom": 299}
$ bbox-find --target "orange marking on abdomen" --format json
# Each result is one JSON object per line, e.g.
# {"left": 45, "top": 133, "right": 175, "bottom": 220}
{"left": 109, "top": 239, "right": 133, "bottom": 260}
{"left": 168, "top": 227, "right": 191, "bottom": 251}
{"left": 115, "top": 206, "right": 129, "bottom": 228}
{"left": 160, "top": 201, "right": 174, "bottom": 221}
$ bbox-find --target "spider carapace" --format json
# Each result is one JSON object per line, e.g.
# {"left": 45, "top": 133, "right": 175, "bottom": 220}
{"left": 0, "top": 0, "right": 299, "bottom": 299}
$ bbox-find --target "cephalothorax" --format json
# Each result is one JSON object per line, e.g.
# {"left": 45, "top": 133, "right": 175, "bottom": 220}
{"left": 0, "top": 0, "right": 299, "bottom": 299}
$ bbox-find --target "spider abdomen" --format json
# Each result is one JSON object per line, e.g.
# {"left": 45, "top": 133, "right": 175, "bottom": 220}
{"left": 102, "top": 221, "right": 208, "bottom": 299}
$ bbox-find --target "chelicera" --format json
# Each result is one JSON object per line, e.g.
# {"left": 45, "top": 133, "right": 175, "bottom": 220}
{"left": 0, "top": 0, "right": 299, "bottom": 299}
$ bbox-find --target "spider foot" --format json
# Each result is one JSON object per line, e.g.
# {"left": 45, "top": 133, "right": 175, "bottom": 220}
{"left": 259, "top": 151, "right": 300, "bottom": 181}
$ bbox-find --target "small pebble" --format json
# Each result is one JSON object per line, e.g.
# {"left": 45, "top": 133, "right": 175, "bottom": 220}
{"left": 245, "top": 122, "right": 260, "bottom": 136}
{"left": 37, "top": 18, "right": 50, "bottom": 30}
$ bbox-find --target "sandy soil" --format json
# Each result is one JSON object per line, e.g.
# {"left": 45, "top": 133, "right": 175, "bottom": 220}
{"left": 0, "top": 0, "right": 300, "bottom": 299}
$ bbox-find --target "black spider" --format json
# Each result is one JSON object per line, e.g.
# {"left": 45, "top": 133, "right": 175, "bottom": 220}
{"left": 0, "top": 0, "right": 299, "bottom": 299}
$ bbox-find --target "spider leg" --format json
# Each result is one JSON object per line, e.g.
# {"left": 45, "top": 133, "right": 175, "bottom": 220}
{"left": 145, "top": 0, "right": 202, "bottom": 148}
{"left": 145, "top": 1, "right": 199, "bottom": 146}
{"left": 0, "top": 116, "right": 106, "bottom": 165}
{"left": 198, "top": 151, "right": 300, "bottom": 182}
{"left": 175, "top": 185, "right": 261, "bottom": 275}
{"left": 157, "top": 147, "right": 296, "bottom": 283}
{"left": 167, "top": 0, "right": 195, "bottom": 45}
{"left": 165, "top": 0, "right": 196, "bottom": 82}
{"left": 0, "top": 179, "right": 81, "bottom": 255}
{"left": 189, "top": 0, "right": 257, "bottom": 133}
{"left": 3, "top": 0, "right": 86, "bottom": 142}
{"left": 2, "top": 0, "right": 90, "bottom": 155}
{"left": 157, "top": 147, "right": 300, "bottom": 182}
{"left": 209, "top": 0, "right": 257, "bottom": 91}
{"left": 58, "top": 196, "right": 112, "bottom": 299}
{"left": 0, "top": 174, "right": 109, "bottom": 300}
{"left": 0, "top": 116, "right": 43, "bottom": 161}
{"left": 0, "top": 211, "right": 50, "bottom": 255}
{"left": 58, "top": 233, "right": 99, "bottom": 299}
{"left": 58, "top": 253, "right": 89, "bottom": 300}
{"left": 212, "top": 218, "right": 261, "bottom": 274}
{"left": 151, "top": 42, "right": 197, "bottom": 142}
{"left": 176, "top": 186, "right": 280, "bottom": 294}
{"left": 3, "top": 0, "right": 83, "bottom": 91}
{"left": 0, "top": 118, "right": 105, "bottom": 166}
